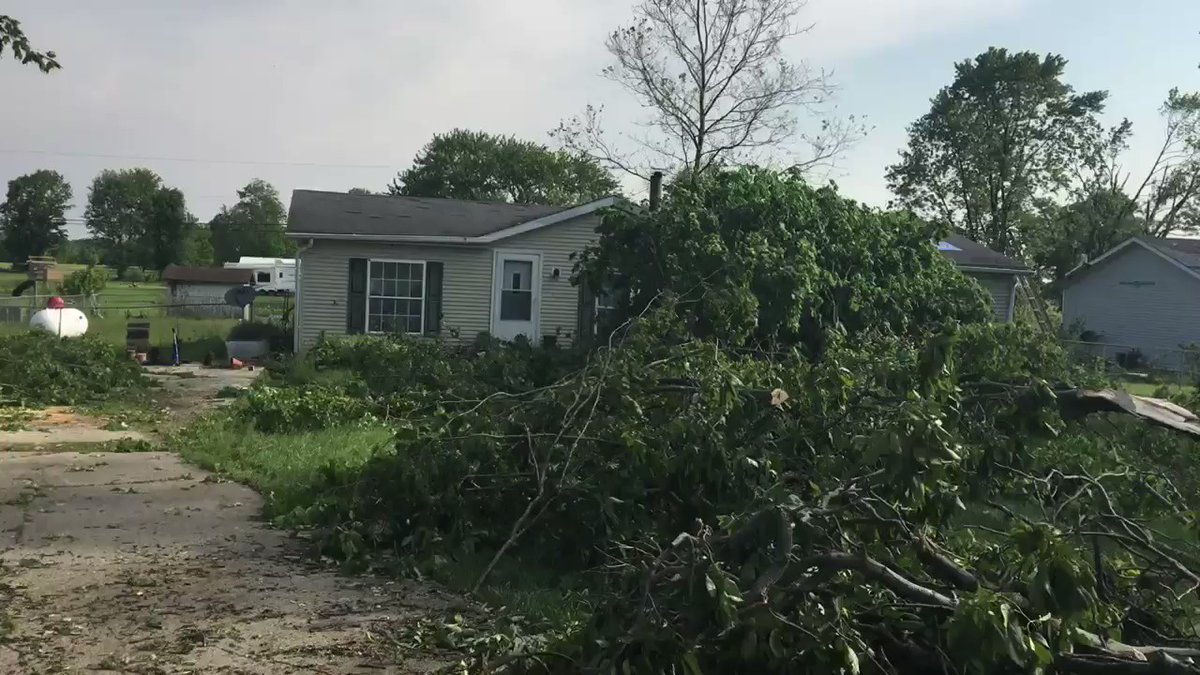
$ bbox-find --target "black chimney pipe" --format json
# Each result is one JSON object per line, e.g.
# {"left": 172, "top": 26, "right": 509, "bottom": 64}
{"left": 649, "top": 171, "right": 663, "bottom": 211}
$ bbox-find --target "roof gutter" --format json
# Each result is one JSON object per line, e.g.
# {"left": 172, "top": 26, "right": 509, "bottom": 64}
{"left": 957, "top": 265, "right": 1033, "bottom": 275}
{"left": 286, "top": 231, "right": 476, "bottom": 243}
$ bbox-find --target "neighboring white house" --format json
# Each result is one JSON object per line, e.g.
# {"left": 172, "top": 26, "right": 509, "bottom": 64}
{"left": 223, "top": 256, "right": 296, "bottom": 293}
{"left": 285, "top": 190, "right": 1029, "bottom": 353}
{"left": 162, "top": 265, "right": 253, "bottom": 319}
{"left": 1061, "top": 236, "right": 1200, "bottom": 372}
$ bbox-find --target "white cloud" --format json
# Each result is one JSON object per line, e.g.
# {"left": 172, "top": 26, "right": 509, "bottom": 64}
{"left": 0, "top": 0, "right": 1028, "bottom": 236}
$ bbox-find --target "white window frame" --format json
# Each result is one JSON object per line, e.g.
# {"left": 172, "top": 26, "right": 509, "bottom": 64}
{"left": 366, "top": 258, "right": 427, "bottom": 335}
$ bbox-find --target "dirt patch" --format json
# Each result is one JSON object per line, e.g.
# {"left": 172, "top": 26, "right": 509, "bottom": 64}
{"left": 0, "top": 365, "right": 258, "bottom": 451}
{"left": 0, "top": 451, "right": 455, "bottom": 674}
{"left": 143, "top": 364, "right": 260, "bottom": 424}
{"left": 0, "top": 407, "right": 147, "bottom": 449}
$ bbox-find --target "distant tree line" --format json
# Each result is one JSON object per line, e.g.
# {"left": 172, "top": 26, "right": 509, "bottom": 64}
{"left": 0, "top": 169, "right": 292, "bottom": 272}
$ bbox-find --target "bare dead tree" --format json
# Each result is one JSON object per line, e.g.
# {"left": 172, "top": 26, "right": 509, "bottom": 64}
{"left": 1136, "top": 89, "right": 1200, "bottom": 236}
{"left": 554, "top": 0, "right": 863, "bottom": 181}
{"left": 1058, "top": 89, "right": 1200, "bottom": 245}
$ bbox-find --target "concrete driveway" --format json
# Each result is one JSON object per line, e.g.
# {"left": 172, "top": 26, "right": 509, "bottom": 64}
{"left": 0, "top": 366, "right": 454, "bottom": 674}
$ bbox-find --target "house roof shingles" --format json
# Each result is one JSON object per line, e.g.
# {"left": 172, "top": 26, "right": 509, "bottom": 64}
{"left": 163, "top": 265, "right": 254, "bottom": 284}
{"left": 1141, "top": 237, "right": 1200, "bottom": 271}
{"left": 937, "top": 233, "right": 1028, "bottom": 272}
{"left": 286, "top": 190, "right": 570, "bottom": 238}
{"left": 286, "top": 190, "right": 1028, "bottom": 275}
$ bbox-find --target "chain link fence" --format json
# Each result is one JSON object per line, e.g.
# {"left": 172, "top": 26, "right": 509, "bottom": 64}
{"left": 1063, "top": 339, "right": 1200, "bottom": 387}
{"left": 0, "top": 294, "right": 96, "bottom": 325}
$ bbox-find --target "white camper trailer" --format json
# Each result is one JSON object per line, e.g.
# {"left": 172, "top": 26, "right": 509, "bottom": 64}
{"left": 222, "top": 256, "right": 296, "bottom": 293}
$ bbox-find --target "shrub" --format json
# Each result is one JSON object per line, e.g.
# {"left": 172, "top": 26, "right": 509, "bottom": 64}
{"left": 60, "top": 266, "right": 109, "bottom": 296}
{"left": 227, "top": 321, "right": 285, "bottom": 342}
{"left": 120, "top": 267, "right": 146, "bottom": 283}
{"left": 0, "top": 332, "right": 146, "bottom": 406}
{"left": 235, "top": 385, "right": 375, "bottom": 433}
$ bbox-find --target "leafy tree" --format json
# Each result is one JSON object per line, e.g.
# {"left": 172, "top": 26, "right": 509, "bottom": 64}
{"left": 391, "top": 129, "right": 618, "bottom": 205}
{"left": 1026, "top": 189, "right": 1144, "bottom": 281}
{"left": 347, "top": 187, "right": 377, "bottom": 196}
{"left": 55, "top": 238, "right": 104, "bottom": 266}
{"left": 85, "top": 168, "right": 164, "bottom": 273}
{"left": 209, "top": 179, "right": 289, "bottom": 263}
{"left": 182, "top": 225, "right": 214, "bottom": 266}
{"left": 887, "top": 48, "right": 1108, "bottom": 257}
{"left": 142, "top": 187, "right": 195, "bottom": 270}
{"left": 60, "top": 266, "right": 108, "bottom": 297}
{"left": 0, "top": 170, "right": 72, "bottom": 264}
{"left": 0, "top": 15, "right": 58, "bottom": 71}
{"left": 578, "top": 167, "right": 990, "bottom": 355}
{"left": 556, "top": 0, "right": 862, "bottom": 179}
{"left": 84, "top": 168, "right": 192, "bottom": 272}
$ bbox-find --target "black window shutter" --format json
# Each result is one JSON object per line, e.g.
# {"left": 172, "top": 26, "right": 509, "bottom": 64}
{"left": 576, "top": 276, "right": 594, "bottom": 343}
{"left": 424, "top": 261, "right": 443, "bottom": 336}
{"left": 347, "top": 258, "right": 368, "bottom": 334}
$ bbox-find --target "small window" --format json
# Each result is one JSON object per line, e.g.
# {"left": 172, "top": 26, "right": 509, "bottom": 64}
{"left": 256, "top": 271, "right": 271, "bottom": 283}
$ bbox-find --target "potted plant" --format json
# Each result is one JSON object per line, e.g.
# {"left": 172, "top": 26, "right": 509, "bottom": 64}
{"left": 225, "top": 321, "right": 280, "bottom": 361}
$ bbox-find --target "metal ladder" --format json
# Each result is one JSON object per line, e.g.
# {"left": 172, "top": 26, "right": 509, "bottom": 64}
{"left": 1016, "top": 277, "right": 1056, "bottom": 335}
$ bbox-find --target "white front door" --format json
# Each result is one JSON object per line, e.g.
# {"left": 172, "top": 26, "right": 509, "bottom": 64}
{"left": 491, "top": 251, "right": 540, "bottom": 341}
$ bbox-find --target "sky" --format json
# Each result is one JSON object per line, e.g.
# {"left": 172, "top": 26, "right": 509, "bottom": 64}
{"left": 1, "top": 0, "right": 1198, "bottom": 240}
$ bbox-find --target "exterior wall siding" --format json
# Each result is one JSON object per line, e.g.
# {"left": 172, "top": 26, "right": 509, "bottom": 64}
{"left": 1062, "top": 245, "right": 1200, "bottom": 371}
{"left": 965, "top": 272, "right": 1015, "bottom": 322}
{"left": 167, "top": 283, "right": 244, "bottom": 318}
{"left": 296, "top": 214, "right": 599, "bottom": 351}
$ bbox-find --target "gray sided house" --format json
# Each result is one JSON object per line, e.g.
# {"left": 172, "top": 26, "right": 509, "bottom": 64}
{"left": 162, "top": 265, "right": 253, "bottom": 319}
{"left": 937, "top": 233, "right": 1031, "bottom": 322}
{"left": 287, "top": 190, "right": 620, "bottom": 352}
{"left": 1062, "top": 237, "right": 1200, "bottom": 371}
{"left": 286, "top": 191, "right": 1028, "bottom": 353}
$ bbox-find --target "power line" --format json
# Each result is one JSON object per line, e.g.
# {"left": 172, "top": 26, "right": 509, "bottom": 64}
{"left": 0, "top": 148, "right": 394, "bottom": 170}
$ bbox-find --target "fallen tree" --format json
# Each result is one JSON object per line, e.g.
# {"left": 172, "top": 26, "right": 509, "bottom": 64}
{"left": 273, "top": 309, "right": 1200, "bottom": 674}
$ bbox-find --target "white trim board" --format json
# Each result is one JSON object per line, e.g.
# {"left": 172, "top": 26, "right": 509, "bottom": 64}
{"left": 489, "top": 249, "right": 542, "bottom": 340}
{"left": 1063, "top": 237, "right": 1200, "bottom": 284}
{"left": 287, "top": 196, "right": 620, "bottom": 245}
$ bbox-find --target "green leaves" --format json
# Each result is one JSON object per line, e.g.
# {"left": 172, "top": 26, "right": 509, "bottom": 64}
{"left": 209, "top": 179, "right": 289, "bottom": 263}
{"left": 888, "top": 47, "right": 1109, "bottom": 258}
{"left": 580, "top": 168, "right": 990, "bottom": 356}
{"left": 0, "top": 15, "right": 58, "bottom": 72}
{"left": 0, "top": 170, "right": 72, "bottom": 263}
{"left": 391, "top": 129, "right": 618, "bottom": 205}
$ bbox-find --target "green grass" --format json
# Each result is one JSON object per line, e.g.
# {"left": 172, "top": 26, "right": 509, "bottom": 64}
{"left": 1115, "top": 377, "right": 1197, "bottom": 398}
{"left": 172, "top": 416, "right": 396, "bottom": 518}
{"left": 0, "top": 317, "right": 236, "bottom": 363}
{"left": 171, "top": 410, "right": 591, "bottom": 626}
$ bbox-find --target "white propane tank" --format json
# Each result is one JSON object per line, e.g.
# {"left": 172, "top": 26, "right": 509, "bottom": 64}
{"left": 30, "top": 297, "right": 89, "bottom": 337}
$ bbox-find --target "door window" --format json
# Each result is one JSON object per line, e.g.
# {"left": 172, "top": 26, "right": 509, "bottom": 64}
{"left": 500, "top": 259, "right": 533, "bottom": 321}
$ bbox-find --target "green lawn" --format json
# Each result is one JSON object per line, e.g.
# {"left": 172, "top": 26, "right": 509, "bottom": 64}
{"left": 0, "top": 263, "right": 290, "bottom": 361}
{"left": 1119, "top": 379, "right": 1197, "bottom": 398}
{"left": 173, "top": 416, "right": 396, "bottom": 518}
